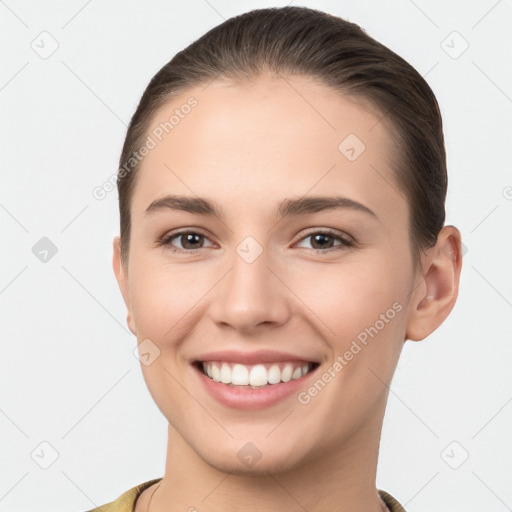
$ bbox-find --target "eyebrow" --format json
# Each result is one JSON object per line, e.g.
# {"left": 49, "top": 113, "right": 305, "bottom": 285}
{"left": 144, "top": 194, "right": 378, "bottom": 221}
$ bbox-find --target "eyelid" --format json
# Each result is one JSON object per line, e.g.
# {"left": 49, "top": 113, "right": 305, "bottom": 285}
{"left": 295, "top": 227, "right": 354, "bottom": 244}
{"left": 159, "top": 229, "right": 216, "bottom": 252}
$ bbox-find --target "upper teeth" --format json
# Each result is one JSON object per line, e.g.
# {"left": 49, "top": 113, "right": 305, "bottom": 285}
{"left": 202, "top": 361, "right": 312, "bottom": 387}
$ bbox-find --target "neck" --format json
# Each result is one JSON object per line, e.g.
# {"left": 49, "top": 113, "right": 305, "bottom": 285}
{"left": 151, "top": 413, "right": 387, "bottom": 512}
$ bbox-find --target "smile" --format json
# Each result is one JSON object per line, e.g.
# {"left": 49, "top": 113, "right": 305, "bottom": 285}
{"left": 192, "top": 350, "right": 320, "bottom": 409}
{"left": 199, "top": 361, "right": 316, "bottom": 388}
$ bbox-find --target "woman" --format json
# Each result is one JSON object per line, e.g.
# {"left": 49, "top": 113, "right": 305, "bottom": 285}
{"left": 90, "top": 6, "right": 462, "bottom": 511}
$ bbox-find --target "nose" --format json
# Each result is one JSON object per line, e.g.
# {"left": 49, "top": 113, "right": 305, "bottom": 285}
{"left": 208, "top": 243, "right": 292, "bottom": 333}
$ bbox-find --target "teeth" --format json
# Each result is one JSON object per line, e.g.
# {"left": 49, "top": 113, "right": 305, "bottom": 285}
{"left": 249, "top": 364, "right": 268, "bottom": 386}
{"left": 268, "top": 365, "right": 281, "bottom": 384}
{"left": 231, "top": 364, "right": 249, "bottom": 385}
{"left": 201, "top": 361, "right": 314, "bottom": 387}
{"left": 220, "top": 363, "right": 232, "bottom": 384}
{"left": 211, "top": 364, "right": 221, "bottom": 382}
{"left": 281, "top": 364, "right": 293, "bottom": 383}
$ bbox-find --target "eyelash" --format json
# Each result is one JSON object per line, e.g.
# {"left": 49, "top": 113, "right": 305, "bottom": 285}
{"left": 158, "top": 228, "right": 355, "bottom": 255}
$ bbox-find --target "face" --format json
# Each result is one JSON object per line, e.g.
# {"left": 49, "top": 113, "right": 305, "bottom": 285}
{"left": 114, "top": 74, "right": 427, "bottom": 474}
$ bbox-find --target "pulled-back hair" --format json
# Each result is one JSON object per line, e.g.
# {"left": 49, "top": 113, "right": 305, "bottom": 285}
{"left": 117, "top": 6, "right": 446, "bottom": 267}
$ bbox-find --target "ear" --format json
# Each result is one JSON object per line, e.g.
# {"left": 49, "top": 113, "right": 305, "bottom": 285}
{"left": 405, "top": 225, "right": 463, "bottom": 341}
{"left": 112, "top": 236, "right": 137, "bottom": 336}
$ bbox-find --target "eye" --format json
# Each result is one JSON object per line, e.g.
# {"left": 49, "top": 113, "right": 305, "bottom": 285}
{"left": 295, "top": 229, "right": 354, "bottom": 252}
{"left": 159, "top": 228, "right": 354, "bottom": 254}
{"left": 160, "top": 231, "right": 215, "bottom": 253}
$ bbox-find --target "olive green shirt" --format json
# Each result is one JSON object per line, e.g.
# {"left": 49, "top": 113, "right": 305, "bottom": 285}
{"left": 86, "top": 478, "right": 406, "bottom": 511}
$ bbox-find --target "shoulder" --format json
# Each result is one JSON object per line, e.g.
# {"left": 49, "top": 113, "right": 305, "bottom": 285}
{"left": 378, "top": 489, "right": 407, "bottom": 512}
{"left": 83, "top": 478, "right": 163, "bottom": 512}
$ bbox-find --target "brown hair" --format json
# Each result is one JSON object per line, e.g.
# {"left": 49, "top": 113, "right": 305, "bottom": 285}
{"left": 117, "top": 6, "right": 447, "bottom": 267}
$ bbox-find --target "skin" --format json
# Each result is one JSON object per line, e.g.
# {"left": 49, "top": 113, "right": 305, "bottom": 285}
{"left": 112, "top": 73, "right": 462, "bottom": 512}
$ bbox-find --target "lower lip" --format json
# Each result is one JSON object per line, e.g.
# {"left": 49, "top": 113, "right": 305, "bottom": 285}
{"left": 194, "top": 364, "right": 317, "bottom": 410}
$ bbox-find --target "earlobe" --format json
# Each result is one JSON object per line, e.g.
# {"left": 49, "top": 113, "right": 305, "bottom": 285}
{"left": 112, "top": 237, "right": 137, "bottom": 336}
{"left": 405, "top": 226, "right": 463, "bottom": 341}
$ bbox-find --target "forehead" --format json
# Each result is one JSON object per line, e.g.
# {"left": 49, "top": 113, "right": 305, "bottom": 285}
{"left": 132, "top": 73, "right": 407, "bottom": 226}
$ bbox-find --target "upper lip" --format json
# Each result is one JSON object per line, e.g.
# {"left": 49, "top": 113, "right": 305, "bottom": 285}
{"left": 194, "top": 349, "right": 318, "bottom": 365}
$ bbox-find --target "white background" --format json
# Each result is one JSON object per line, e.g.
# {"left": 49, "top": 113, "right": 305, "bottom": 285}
{"left": 1, "top": 1, "right": 511, "bottom": 510}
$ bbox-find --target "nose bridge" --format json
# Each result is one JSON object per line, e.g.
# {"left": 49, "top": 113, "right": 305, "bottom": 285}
{"left": 210, "top": 234, "right": 290, "bottom": 330}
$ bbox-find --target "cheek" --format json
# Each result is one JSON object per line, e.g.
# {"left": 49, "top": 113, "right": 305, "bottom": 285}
{"left": 296, "top": 260, "right": 407, "bottom": 430}
{"left": 128, "top": 252, "right": 210, "bottom": 342}
{"left": 290, "top": 254, "right": 409, "bottom": 344}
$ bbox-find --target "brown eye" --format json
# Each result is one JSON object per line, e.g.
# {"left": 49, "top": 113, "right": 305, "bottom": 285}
{"left": 176, "top": 233, "right": 204, "bottom": 250}
{"left": 296, "top": 230, "right": 353, "bottom": 252}
{"left": 309, "top": 233, "right": 336, "bottom": 250}
{"left": 161, "top": 231, "right": 214, "bottom": 253}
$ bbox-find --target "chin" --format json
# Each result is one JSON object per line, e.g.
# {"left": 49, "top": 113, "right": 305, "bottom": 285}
{"left": 201, "top": 448, "right": 305, "bottom": 476}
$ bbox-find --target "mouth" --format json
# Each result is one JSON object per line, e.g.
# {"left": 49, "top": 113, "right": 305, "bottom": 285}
{"left": 195, "top": 360, "right": 319, "bottom": 389}
{"left": 191, "top": 350, "right": 321, "bottom": 409}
